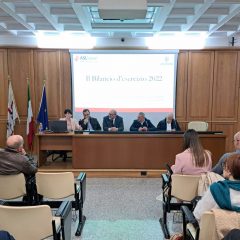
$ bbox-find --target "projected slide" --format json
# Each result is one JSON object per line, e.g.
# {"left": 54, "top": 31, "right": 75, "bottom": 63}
{"left": 72, "top": 52, "right": 176, "bottom": 112}
{"left": 71, "top": 51, "right": 178, "bottom": 129}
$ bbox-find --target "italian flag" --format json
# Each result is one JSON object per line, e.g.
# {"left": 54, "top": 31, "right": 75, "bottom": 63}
{"left": 26, "top": 81, "right": 34, "bottom": 149}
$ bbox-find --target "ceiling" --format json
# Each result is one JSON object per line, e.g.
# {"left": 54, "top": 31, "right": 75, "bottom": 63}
{"left": 0, "top": 0, "right": 240, "bottom": 48}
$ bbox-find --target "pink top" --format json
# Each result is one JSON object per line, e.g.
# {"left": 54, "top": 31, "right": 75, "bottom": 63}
{"left": 171, "top": 149, "right": 212, "bottom": 175}
{"left": 59, "top": 118, "right": 81, "bottom": 131}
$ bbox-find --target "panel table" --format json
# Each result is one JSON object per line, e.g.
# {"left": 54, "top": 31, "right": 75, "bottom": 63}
{"left": 37, "top": 133, "right": 226, "bottom": 169}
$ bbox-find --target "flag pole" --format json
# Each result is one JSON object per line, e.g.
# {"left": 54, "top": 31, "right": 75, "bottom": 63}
{"left": 27, "top": 77, "right": 32, "bottom": 156}
{"left": 7, "top": 75, "right": 20, "bottom": 138}
{"left": 8, "top": 76, "right": 20, "bottom": 123}
{"left": 27, "top": 77, "right": 31, "bottom": 156}
{"left": 43, "top": 79, "right": 47, "bottom": 130}
{"left": 37, "top": 79, "right": 49, "bottom": 132}
{"left": 27, "top": 77, "right": 34, "bottom": 157}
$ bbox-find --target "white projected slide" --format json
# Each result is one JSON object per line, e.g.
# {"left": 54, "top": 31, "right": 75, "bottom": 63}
{"left": 71, "top": 51, "right": 178, "bottom": 130}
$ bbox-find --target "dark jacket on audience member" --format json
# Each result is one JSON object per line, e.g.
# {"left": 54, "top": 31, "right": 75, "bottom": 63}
{"left": 0, "top": 231, "right": 15, "bottom": 240}
{"left": 103, "top": 115, "right": 124, "bottom": 131}
{"left": 211, "top": 150, "right": 240, "bottom": 175}
{"left": 224, "top": 229, "right": 240, "bottom": 240}
{"left": 0, "top": 148, "right": 37, "bottom": 176}
{"left": 79, "top": 117, "right": 101, "bottom": 131}
{"left": 157, "top": 118, "right": 181, "bottom": 131}
{"left": 130, "top": 119, "right": 156, "bottom": 131}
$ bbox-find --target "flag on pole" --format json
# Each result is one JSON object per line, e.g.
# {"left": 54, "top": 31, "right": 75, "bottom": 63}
{"left": 37, "top": 84, "right": 48, "bottom": 130}
{"left": 26, "top": 80, "right": 35, "bottom": 149}
{"left": 7, "top": 81, "right": 20, "bottom": 138}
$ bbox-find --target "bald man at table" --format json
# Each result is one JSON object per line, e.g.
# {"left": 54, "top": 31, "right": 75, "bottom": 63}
{"left": 157, "top": 113, "right": 181, "bottom": 131}
{"left": 103, "top": 109, "right": 124, "bottom": 132}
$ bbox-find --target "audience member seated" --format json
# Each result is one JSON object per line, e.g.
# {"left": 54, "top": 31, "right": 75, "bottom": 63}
{"left": 0, "top": 135, "right": 37, "bottom": 200}
{"left": 224, "top": 229, "right": 240, "bottom": 240}
{"left": 130, "top": 112, "right": 156, "bottom": 132}
{"left": 60, "top": 108, "right": 82, "bottom": 131}
{"left": 79, "top": 108, "right": 101, "bottom": 131}
{"left": 212, "top": 131, "right": 240, "bottom": 175}
{"left": 0, "top": 135, "right": 37, "bottom": 177}
{"left": 171, "top": 129, "right": 212, "bottom": 174}
{"left": 157, "top": 112, "right": 181, "bottom": 131}
{"left": 103, "top": 109, "right": 124, "bottom": 132}
{"left": 194, "top": 153, "right": 240, "bottom": 221}
{"left": 0, "top": 230, "right": 15, "bottom": 240}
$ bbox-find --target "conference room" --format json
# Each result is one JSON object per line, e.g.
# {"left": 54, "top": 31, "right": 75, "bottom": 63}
{"left": 0, "top": 0, "right": 240, "bottom": 239}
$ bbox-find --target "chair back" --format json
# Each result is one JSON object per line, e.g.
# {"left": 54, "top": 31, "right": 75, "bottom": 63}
{"left": 171, "top": 174, "right": 200, "bottom": 201}
{"left": 198, "top": 211, "right": 217, "bottom": 240}
{"left": 188, "top": 121, "right": 208, "bottom": 131}
{"left": 0, "top": 205, "right": 53, "bottom": 240}
{"left": 36, "top": 172, "right": 75, "bottom": 199}
{"left": 79, "top": 172, "right": 87, "bottom": 204}
{"left": 199, "top": 210, "right": 240, "bottom": 240}
{"left": 0, "top": 174, "right": 26, "bottom": 200}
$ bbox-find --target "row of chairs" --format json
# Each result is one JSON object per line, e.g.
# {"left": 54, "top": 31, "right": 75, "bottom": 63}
{"left": 0, "top": 172, "right": 86, "bottom": 240}
{"left": 160, "top": 165, "right": 238, "bottom": 240}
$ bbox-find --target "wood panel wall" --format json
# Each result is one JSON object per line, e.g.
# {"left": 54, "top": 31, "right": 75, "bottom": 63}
{"left": 0, "top": 48, "right": 239, "bottom": 154}
{"left": 0, "top": 49, "right": 71, "bottom": 151}
{"left": 176, "top": 50, "right": 240, "bottom": 152}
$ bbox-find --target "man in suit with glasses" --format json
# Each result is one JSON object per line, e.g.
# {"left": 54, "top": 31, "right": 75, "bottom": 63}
{"left": 79, "top": 109, "right": 101, "bottom": 131}
{"left": 103, "top": 109, "right": 124, "bottom": 132}
{"left": 130, "top": 112, "right": 156, "bottom": 132}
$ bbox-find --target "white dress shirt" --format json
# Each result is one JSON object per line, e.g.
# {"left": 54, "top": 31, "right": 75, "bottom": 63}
{"left": 167, "top": 123, "right": 172, "bottom": 131}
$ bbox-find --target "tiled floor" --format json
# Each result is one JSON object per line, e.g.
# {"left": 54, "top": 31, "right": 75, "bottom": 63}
{"left": 70, "top": 178, "right": 180, "bottom": 240}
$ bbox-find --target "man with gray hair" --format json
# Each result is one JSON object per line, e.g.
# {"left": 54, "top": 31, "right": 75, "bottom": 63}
{"left": 130, "top": 112, "right": 156, "bottom": 132}
{"left": 212, "top": 131, "right": 240, "bottom": 175}
{"left": 0, "top": 135, "right": 37, "bottom": 176}
{"left": 103, "top": 109, "right": 124, "bottom": 132}
{"left": 157, "top": 112, "right": 181, "bottom": 131}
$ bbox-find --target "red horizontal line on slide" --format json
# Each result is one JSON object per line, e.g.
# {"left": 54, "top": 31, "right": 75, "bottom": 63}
{"left": 75, "top": 108, "right": 173, "bottom": 113}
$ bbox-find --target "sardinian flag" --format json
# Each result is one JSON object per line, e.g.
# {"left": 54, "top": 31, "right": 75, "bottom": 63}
{"left": 26, "top": 80, "right": 34, "bottom": 149}
{"left": 7, "top": 81, "right": 20, "bottom": 138}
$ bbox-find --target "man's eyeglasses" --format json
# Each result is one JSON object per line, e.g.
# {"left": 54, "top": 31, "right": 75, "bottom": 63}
{"left": 221, "top": 161, "right": 227, "bottom": 169}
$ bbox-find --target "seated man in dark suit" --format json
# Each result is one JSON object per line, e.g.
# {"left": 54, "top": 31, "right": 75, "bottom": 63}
{"left": 103, "top": 109, "right": 124, "bottom": 132}
{"left": 79, "top": 109, "right": 101, "bottom": 131}
{"left": 157, "top": 113, "right": 181, "bottom": 131}
{"left": 130, "top": 112, "right": 156, "bottom": 132}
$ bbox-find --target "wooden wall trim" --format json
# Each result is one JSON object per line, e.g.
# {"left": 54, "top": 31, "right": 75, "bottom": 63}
{"left": 176, "top": 51, "right": 188, "bottom": 121}
{"left": 187, "top": 51, "right": 215, "bottom": 121}
{"left": 212, "top": 51, "right": 239, "bottom": 121}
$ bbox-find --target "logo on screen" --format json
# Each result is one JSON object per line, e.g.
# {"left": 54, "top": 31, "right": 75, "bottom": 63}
{"left": 80, "top": 56, "right": 87, "bottom": 60}
{"left": 79, "top": 55, "right": 97, "bottom": 61}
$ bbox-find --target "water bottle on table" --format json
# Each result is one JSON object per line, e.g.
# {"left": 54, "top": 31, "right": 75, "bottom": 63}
{"left": 39, "top": 123, "right": 43, "bottom": 134}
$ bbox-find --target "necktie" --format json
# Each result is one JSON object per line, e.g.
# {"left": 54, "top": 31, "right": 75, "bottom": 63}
{"left": 111, "top": 119, "right": 114, "bottom": 127}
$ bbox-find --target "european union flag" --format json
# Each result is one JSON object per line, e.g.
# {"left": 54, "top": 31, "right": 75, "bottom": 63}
{"left": 37, "top": 84, "right": 49, "bottom": 130}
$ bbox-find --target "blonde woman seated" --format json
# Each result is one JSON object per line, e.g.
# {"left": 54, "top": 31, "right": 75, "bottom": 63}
{"left": 171, "top": 129, "right": 212, "bottom": 175}
{"left": 194, "top": 153, "right": 240, "bottom": 220}
{"left": 60, "top": 109, "right": 82, "bottom": 132}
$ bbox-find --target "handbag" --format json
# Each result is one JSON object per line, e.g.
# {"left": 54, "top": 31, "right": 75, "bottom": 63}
{"left": 170, "top": 233, "right": 183, "bottom": 240}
